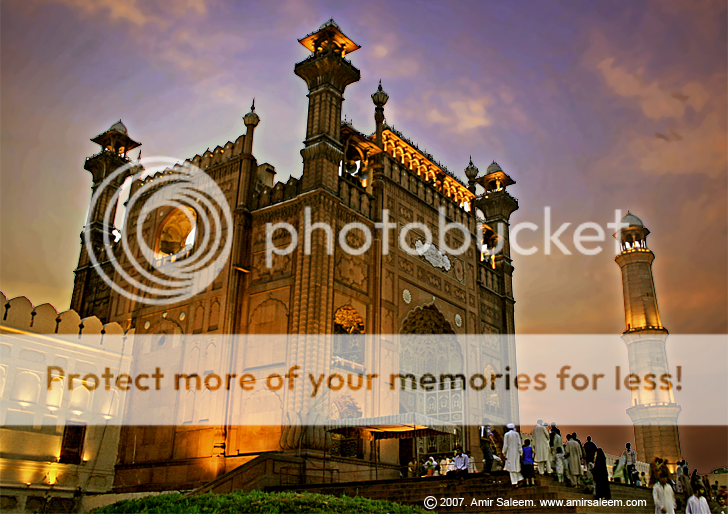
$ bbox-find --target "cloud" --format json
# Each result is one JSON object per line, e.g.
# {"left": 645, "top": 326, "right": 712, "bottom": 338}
{"left": 626, "top": 113, "right": 726, "bottom": 177}
{"left": 45, "top": 0, "right": 160, "bottom": 27}
{"left": 597, "top": 58, "right": 710, "bottom": 121}
{"left": 424, "top": 92, "right": 492, "bottom": 133}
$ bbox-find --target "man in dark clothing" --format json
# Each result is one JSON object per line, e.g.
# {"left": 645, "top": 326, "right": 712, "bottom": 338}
{"left": 479, "top": 424, "right": 495, "bottom": 473}
{"left": 583, "top": 436, "right": 598, "bottom": 468}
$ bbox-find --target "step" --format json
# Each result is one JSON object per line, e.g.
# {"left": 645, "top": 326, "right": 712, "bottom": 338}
{"left": 268, "top": 471, "right": 655, "bottom": 514}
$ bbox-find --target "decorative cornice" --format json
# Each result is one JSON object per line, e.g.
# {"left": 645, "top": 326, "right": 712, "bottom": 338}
{"left": 301, "top": 139, "right": 344, "bottom": 164}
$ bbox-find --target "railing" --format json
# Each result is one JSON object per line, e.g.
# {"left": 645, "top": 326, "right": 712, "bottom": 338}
{"left": 154, "top": 246, "right": 193, "bottom": 268}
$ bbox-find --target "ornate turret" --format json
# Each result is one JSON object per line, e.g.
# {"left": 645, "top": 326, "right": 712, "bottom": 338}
{"left": 614, "top": 212, "right": 682, "bottom": 469}
{"left": 84, "top": 121, "right": 141, "bottom": 227}
{"left": 473, "top": 160, "right": 518, "bottom": 261}
{"left": 71, "top": 121, "right": 141, "bottom": 320}
{"left": 295, "top": 20, "right": 361, "bottom": 193}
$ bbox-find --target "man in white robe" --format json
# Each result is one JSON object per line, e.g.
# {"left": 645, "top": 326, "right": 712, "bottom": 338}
{"left": 550, "top": 422, "right": 563, "bottom": 471}
{"left": 502, "top": 423, "right": 523, "bottom": 486}
{"left": 653, "top": 473, "right": 676, "bottom": 514}
{"left": 564, "top": 434, "right": 583, "bottom": 487}
{"left": 533, "top": 419, "right": 551, "bottom": 475}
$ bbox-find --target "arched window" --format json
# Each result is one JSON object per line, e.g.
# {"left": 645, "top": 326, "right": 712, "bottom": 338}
{"left": 208, "top": 301, "right": 220, "bottom": 331}
{"left": 198, "top": 388, "right": 210, "bottom": 422}
{"left": 11, "top": 372, "right": 41, "bottom": 406}
{"left": 69, "top": 386, "right": 91, "bottom": 415}
{"left": 0, "top": 366, "right": 6, "bottom": 398}
{"left": 204, "top": 343, "right": 216, "bottom": 373}
{"left": 96, "top": 389, "right": 119, "bottom": 419}
{"left": 183, "top": 391, "right": 195, "bottom": 424}
{"left": 193, "top": 304, "right": 204, "bottom": 333}
{"left": 188, "top": 346, "right": 200, "bottom": 375}
{"left": 46, "top": 377, "right": 64, "bottom": 411}
{"left": 155, "top": 207, "right": 197, "bottom": 266}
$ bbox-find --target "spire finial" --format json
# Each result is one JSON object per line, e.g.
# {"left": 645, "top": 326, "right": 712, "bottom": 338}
{"left": 251, "top": 98, "right": 255, "bottom": 112}
{"left": 137, "top": 149, "right": 142, "bottom": 162}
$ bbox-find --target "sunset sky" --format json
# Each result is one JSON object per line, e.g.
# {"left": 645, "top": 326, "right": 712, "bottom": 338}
{"left": 1, "top": 0, "right": 726, "bottom": 469}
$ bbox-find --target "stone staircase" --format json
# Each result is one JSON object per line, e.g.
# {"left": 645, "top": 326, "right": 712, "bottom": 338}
{"left": 267, "top": 472, "right": 656, "bottom": 513}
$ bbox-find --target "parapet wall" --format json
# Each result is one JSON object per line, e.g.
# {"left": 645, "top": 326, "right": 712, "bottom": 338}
{"left": 1, "top": 291, "right": 133, "bottom": 353}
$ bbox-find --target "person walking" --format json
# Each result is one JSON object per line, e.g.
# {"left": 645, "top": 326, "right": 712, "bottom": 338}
{"left": 502, "top": 423, "right": 523, "bottom": 487}
{"left": 622, "top": 443, "right": 637, "bottom": 485}
{"left": 550, "top": 423, "right": 563, "bottom": 474}
{"left": 522, "top": 439, "right": 535, "bottom": 486}
{"left": 554, "top": 447, "right": 565, "bottom": 483}
{"left": 533, "top": 419, "right": 552, "bottom": 475}
{"left": 564, "top": 433, "right": 583, "bottom": 488}
{"left": 653, "top": 473, "right": 676, "bottom": 514}
{"left": 583, "top": 436, "right": 597, "bottom": 469}
{"left": 479, "top": 424, "right": 495, "bottom": 473}
{"left": 685, "top": 483, "right": 710, "bottom": 514}
{"left": 593, "top": 448, "right": 611, "bottom": 500}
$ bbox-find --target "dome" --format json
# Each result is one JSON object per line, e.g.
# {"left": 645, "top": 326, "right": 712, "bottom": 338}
{"left": 486, "top": 161, "right": 502, "bottom": 174}
{"left": 620, "top": 212, "right": 644, "bottom": 228}
{"left": 109, "top": 120, "right": 128, "bottom": 135}
{"left": 243, "top": 99, "right": 260, "bottom": 127}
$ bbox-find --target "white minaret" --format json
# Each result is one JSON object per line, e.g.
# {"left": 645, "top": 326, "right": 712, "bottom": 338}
{"left": 614, "top": 212, "right": 682, "bottom": 469}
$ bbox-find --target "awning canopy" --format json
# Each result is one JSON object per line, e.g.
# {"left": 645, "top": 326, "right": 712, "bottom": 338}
{"left": 326, "top": 412, "right": 458, "bottom": 440}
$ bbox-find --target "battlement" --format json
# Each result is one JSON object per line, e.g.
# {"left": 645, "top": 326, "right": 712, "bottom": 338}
{"left": 128, "top": 134, "right": 247, "bottom": 195}
{"left": 1, "top": 291, "right": 134, "bottom": 353}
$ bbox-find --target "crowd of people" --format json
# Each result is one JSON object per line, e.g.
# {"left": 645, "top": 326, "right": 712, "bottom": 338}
{"left": 404, "top": 420, "right": 727, "bottom": 514}
{"left": 651, "top": 459, "right": 727, "bottom": 514}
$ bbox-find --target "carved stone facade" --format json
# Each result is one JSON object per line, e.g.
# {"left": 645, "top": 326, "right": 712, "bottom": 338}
{"left": 66, "top": 20, "right": 520, "bottom": 492}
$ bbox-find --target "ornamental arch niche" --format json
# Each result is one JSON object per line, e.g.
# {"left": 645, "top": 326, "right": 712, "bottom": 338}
{"left": 244, "top": 298, "right": 289, "bottom": 367}
{"left": 248, "top": 298, "right": 288, "bottom": 334}
{"left": 399, "top": 304, "right": 463, "bottom": 460}
{"left": 333, "top": 305, "right": 365, "bottom": 365}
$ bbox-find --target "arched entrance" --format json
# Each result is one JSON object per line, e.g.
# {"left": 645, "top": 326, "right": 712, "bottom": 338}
{"left": 398, "top": 304, "right": 464, "bottom": 468}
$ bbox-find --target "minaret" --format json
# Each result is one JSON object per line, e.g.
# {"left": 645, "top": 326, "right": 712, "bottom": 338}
{"left": 614, "top": 212, "right": 682, "bottom": 469}
{"left": 472, "top": 161, "right": 520, "bottom": 423}
{"left": 278, "top": 20, "right": 361, "bottom": 451}
{"left": 71, "top": 121, "right": 141, "bottom": 321}
{"left": 295, "top": 19, "right": 361, "bottom": 193}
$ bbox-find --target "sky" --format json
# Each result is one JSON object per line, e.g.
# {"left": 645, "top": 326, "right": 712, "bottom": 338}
{"left": 1, "top": 0, "right": 726, "bottom": 470}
